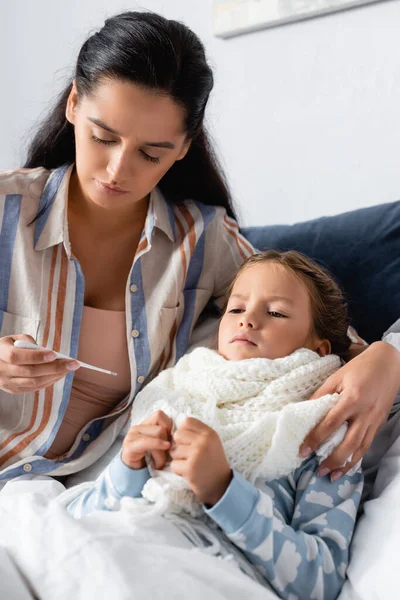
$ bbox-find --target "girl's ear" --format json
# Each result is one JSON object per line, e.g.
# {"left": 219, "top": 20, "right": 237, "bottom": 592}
{"left": 66, "top": 80, "right": 79, "bottom": 125}
{"left": 314, "top": 338, "right": 331, "bottom": 357}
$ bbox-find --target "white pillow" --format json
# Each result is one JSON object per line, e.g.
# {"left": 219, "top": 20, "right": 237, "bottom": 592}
{"left": 339, "top": 413, "right": 400, "bottom": 600}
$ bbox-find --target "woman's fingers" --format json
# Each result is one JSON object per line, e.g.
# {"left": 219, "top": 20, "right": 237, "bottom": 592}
{"left": 317, "top": 421, "right": 366, "bottom": 476}
{"left": 0, "top": 371, "right": 76, "bottom": 394}
{"left": 329, "top": 426, "right": 375, "bottom": 480}
{"left": 0, "top": 361, "right": 79, "bottom": 392}
{"left": 5, "top": 360, "right": 78, "bottom": 379}
{"left": 308, "top": 372, "right": 341, "bottom": 401}
{"left": 0, "top": 335, "right": 80, "bottom": 394}
{"left": 300, "top": 402, "right": 351, "bottom": 458}
{"left": 0, "top": 335, "right": 57, "bottom": 365}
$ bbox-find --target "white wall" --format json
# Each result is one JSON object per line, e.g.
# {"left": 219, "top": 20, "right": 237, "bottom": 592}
{"left": 1, "top": 0, "right": 399, "bottom": 225}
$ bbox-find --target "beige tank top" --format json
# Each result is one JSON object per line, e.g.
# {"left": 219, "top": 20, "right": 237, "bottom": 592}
{"left": 45, "top": 306, "right": 131, "bottom": 459}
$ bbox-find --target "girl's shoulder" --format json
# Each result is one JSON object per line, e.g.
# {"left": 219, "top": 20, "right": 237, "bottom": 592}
{"left": 0, "top": 167, "right": 50, "bottom": 201}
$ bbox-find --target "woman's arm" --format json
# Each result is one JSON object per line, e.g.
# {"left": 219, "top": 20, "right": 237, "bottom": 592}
{"left": 188, "top": 209, "right": 254, "bottom": 350}
{"left": 205, "top": 456, "right": 363, "bottom": 600}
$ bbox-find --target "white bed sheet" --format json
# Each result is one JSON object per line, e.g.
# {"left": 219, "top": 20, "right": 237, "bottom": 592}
{"left": 0, "top": 477, "right": 278, "bottom": 600}
{"left": 3, "top": 415, "right": 400, "bottom": 600}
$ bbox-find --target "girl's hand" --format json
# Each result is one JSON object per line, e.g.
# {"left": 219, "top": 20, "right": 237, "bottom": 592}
{"left": 121, "top": 410, "right": 172, "bottom": 470}
{"left": 0, "top": 334, "right": 80, "bottom": 394}
{"left": 170, "top": 417, "right": 232, "bottom": 506}
{"left": 300, "top": 341, "right": 400, "bottom": 481}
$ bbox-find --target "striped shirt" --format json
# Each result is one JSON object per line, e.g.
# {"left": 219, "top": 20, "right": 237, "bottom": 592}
{"left": 0, "top": 165, "right": 254, "bottom": 481}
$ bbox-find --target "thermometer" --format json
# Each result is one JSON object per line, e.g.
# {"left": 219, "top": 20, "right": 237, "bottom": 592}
{"left": 14, "top": 340, "right": 117, "bottom": 376}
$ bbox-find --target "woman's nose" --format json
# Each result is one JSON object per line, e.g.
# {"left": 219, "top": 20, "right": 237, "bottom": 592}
{"left": 107, "top": 149, "right": 133, "bottom": 182}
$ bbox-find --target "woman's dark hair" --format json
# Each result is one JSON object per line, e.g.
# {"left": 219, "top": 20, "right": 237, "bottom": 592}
{"left": 24, "top": 11, "right": 235, "bottom": 217}
{"left": 225, "top": 250, "right": 351, "bottom": 357}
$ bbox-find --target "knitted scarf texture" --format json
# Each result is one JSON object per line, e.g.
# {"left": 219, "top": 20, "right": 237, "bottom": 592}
{"left": 122, "top": 348, "right": 341, "bottom": 518}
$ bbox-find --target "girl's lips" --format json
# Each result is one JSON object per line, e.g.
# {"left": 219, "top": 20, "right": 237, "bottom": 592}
{"left": 231, "top": 334, "right": 257, "bottom": 346}
{"left": 97, "top": 181, "right": 128, "bottom": 195}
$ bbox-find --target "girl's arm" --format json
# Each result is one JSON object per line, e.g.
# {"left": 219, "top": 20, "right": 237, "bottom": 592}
{"left": 204, "top": 455, "right": 363, "bottom": 600}
{"left": 66, "top": 407, "right": 174, "bottom": 517}
{"left": 66, "top": 452, "right": 150, "bottom": 517}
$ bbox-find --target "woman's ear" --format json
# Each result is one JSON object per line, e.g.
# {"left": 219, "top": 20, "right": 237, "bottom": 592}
{"left": 314, "top": 338, "right": 331, "bottom": 357}
{"left": 176, "top": 138, "right": 191, "bottom": 161}
{"left": 65, "top": 80, "right": 79, "bottom": 125}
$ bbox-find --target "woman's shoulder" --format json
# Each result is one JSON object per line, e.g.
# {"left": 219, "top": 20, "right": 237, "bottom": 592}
{"left": 0, "top": 167, "right": 50, "bottom": 201}
{"left": 177, "top": 198, "right": 240, "bottom": 232}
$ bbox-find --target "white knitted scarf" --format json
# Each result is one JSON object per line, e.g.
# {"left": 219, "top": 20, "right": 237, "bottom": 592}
{"left": 123, "top": 348, "right": 341, "bottom": 518}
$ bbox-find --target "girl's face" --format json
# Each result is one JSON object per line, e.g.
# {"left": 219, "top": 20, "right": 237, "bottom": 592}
{"left": 66, "top": 79, "right": 190, "bottom": 210}
{"left": 218, "top": 261, "right": 330, "bottom": 361}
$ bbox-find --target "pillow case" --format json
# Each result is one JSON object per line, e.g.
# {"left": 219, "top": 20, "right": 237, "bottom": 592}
{"left": 242, "top": 201, "right": 400, "bottom": 343}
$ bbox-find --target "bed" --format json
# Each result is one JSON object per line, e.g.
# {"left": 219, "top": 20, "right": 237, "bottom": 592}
{"left": 1, "top": 199, "right": 399, "bottom": 599}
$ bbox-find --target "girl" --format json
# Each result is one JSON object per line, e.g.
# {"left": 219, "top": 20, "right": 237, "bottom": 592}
{"left": 66, "top": 251, "right": 364, "bottom": 600}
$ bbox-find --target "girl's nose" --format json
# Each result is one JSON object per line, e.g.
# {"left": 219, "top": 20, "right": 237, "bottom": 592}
{"left": 240, "top": 316, "right": 254, "bottom": 329}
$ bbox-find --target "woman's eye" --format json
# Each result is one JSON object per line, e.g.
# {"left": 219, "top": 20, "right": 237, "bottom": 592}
{"left": 140, "top": 150, "right": 160, "bottom": 164}
{"left": 229, "top": 308, "right": 243, "bottom": 314}
{"left": 268, "top": 311, "right": 286, "bottom": 318}
{"left": 91, "top": 135, "right": 115, "bottom": 146}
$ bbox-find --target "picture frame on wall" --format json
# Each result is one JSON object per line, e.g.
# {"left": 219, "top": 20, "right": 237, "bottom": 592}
{"left": 213, "top": 0, "right": 389, "bottom": 38}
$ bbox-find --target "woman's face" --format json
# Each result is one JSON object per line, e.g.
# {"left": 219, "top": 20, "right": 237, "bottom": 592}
{"left": 66, "top": 79, "right": 190, "bottom": 209}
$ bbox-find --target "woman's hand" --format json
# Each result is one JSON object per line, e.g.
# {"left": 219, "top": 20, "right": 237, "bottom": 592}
{"left": 170, "top": 417, "right": 232, "bottom": 506}
{"left": 121, "top": 410, "right": 172, "bottom": 470}
{"left": 0, "top": 334, "right": 80, "bottom": 394}
{"left": 300, "top": 341, "right": 400, "bottom": 481}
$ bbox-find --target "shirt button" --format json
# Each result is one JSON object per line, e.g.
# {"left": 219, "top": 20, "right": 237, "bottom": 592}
{"left": 130, "top": 284, "right": 138, "bottom": 293}
{"left": 131, "top": 329, "right": 140, "bottom": 338}
{"left": 23, "top": 463, "right": 32, "bottom": 472}
{"left": 137, "top": 375, "right": 145, "bottom": 384}
{"left": 82, "top": 433, "right": 91, "bottom": 442}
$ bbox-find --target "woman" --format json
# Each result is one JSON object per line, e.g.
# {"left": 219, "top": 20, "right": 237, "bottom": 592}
{"left": 0, "top": 11, "right": 253, "bottom": 481}
{"left": 0, "top": 11, "right": 398, "bottom": 484}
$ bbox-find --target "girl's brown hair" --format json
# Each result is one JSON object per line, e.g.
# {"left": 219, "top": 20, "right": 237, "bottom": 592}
{"left": 226, "top": 250, "right": 351, "bottom": 356}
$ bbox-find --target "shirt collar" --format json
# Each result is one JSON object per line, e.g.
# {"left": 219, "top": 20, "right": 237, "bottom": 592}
{"left": 34, "top": 164, "right": 73, "bottom": 255}
{"left": 34, "top": 165, "right": 177, "bottom": 253}
{"left": 146, "top": 186, "right": 176, "bottom": 243}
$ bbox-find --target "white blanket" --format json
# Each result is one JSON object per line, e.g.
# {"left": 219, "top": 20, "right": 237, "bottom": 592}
{"left": 0, "top": 478, "right": 278, "bottom": 600}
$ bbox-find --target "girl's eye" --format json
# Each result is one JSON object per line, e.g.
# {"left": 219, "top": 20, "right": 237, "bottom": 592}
{"left": 140, "top": 150, "right": 160, "bottom": 164}
{"left": 91, "top": 135, "right": 115, "bottom": 146}
{"left": 268, "top": 311, "right": 286, "bottom": 318}
{"left": 229, "top": 308, "right": 243, "bottom": 314}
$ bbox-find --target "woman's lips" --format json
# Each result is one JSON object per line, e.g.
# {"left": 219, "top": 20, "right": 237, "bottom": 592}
{"left": 97, "top": 181, "right": 128, "bottom": 195}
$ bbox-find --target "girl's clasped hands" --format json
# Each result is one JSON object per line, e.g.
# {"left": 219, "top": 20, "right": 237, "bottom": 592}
{"left": 121, "top": 410, "right": 232, "bottom": 507}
